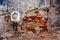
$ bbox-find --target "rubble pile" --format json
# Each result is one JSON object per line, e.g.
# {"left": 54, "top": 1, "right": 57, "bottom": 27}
{"left": 21, "top": 8, "right": 48, "bottom": 33}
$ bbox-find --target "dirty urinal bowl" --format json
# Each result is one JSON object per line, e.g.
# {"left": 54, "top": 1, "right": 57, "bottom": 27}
{"left": 11, "top": 11, "right": 21, "bottom": 23}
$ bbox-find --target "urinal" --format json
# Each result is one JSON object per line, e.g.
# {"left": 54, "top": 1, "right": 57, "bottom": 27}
{"left": 11, "top": 11, "right": 21, "bottom": 23}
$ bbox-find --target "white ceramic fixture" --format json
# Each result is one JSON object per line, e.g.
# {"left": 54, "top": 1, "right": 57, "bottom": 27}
{"left": 11, "top": 11, "right": 21, "bottom": 22}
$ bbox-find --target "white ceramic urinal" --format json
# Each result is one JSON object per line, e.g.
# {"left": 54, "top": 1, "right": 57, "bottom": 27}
{"left": 11, "top": 11, "right": 21, "bottom": 22}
